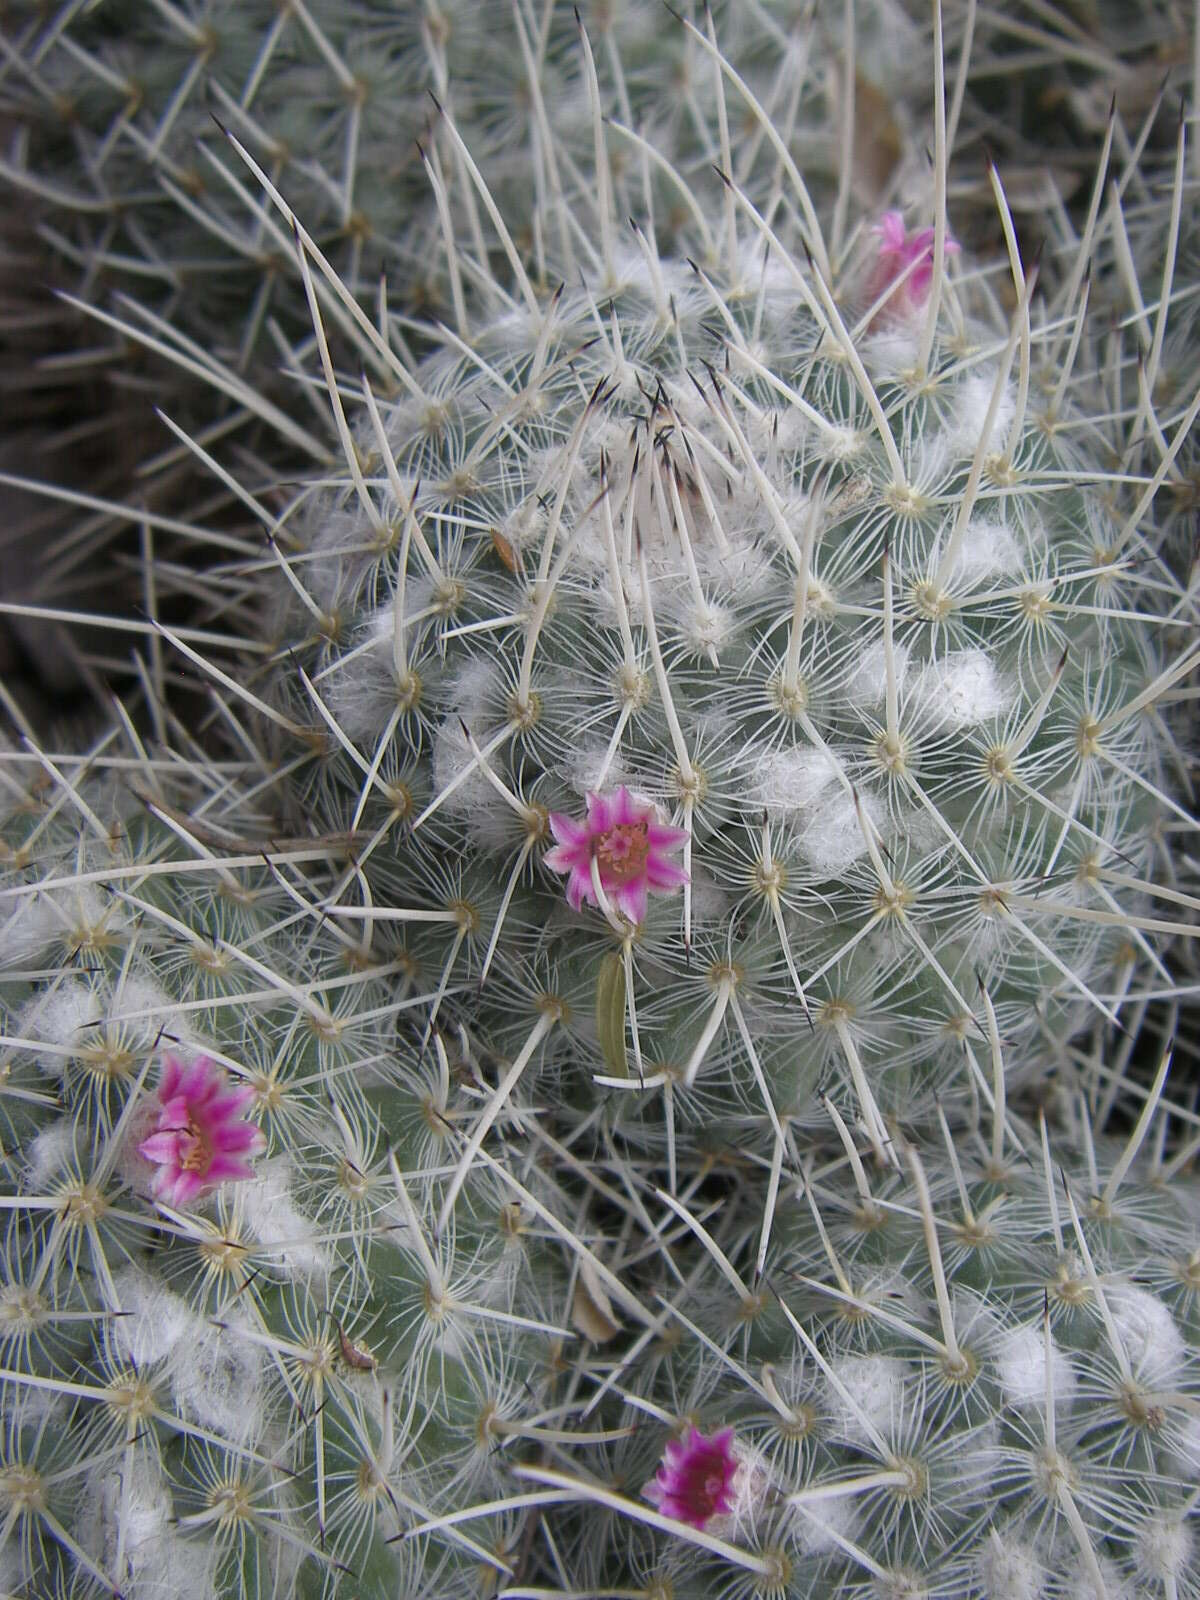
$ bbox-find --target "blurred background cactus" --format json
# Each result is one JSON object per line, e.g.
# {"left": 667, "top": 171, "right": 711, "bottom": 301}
{"left": 0, "top": 2, "right": 1197, "bottom": 1596}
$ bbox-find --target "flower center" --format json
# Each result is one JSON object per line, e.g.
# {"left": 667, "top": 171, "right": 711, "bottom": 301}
{"left": 679, "top": 1440, "right": 734, "bottom": 1522}
{"left": 595, "top": 822, "right": 650, "bottom": 884}
{"left": 178, "top": 1117, "right": 213, "bottom": 1173}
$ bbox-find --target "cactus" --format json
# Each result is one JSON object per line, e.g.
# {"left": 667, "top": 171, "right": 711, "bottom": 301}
{"left": 0, "top": 5, "right": 1197, "bottom": 1598}
{"left": 0, "top": 0, "right": 905, "bottom": 712}
{"left": 211, "top": 49, "right": 1196, "bottom": 1174}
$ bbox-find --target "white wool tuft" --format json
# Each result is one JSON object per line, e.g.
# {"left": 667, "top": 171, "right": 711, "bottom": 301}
{"left": 687, "top": 868, "right": 731, "bottom": 928}
{"left": 564, "top": 743, "right": 631, "bottom": 797}
{"left": 110, "top": 1267, "right": 200, "bottom": 1369}
{"left": 910, "top": 649, "right": 1012, "bottom": 731}
{"left": 451, "top": 656, "right": 505, "bottom": 726}
{"left": 676, "top": 598, "right": 735, "bottom": 656}
{"left": 702, "top": 532, "right": 775, "bottom": 599}
{"left": 0, "top": 1546, "right": 25, "bottom": 1597}
{"left": 973, "top": 1531, "right": 1046, "bottom": 1600}
{"left": 823, "top": 1354, "right": 909, "bottom": 1445}
{"left": 25, "top": 1120, "right": 80, "bottom": 1188}
{"left": 114, "top": 973, "right": 198, "bottom": 1053}
{"left": 864, "top": 326, "right": 924, "bottom": 376}
{"left": 17, "top": 980, "right": 100, "bottom": 1066}
{"left": 752, "top": 746, "right": 840, "bottom": 815}
{"left": 1133, "top": 1514, "right": 1192, "bottom": 1583}
{"left": 432, "top": 718, "right": 502, "bottom": 817}
{"left": 792, "top": 1487, "right": 860, "bottom": 1557}
{"left": 169, "top": 1312, "right": 265, "bottom": 1448}
{"left": 994, "top": 1322, "right": 1076, "bottom": 1410}
{"left": 89, "top": 1457, "right": 200, "bottom": 1599}
{"left": 939, "top": 370, "right": 1016, "bottom": 459}
{"left": 799, "top": 787, "right": 884, "bottom": 876}
{"left": 0, "top": 892, "right": 66, "bottom": 967}
{"left": 1104, "top": 1282, "right": 1185, "bottom": 1385}
{"left": 819, "top": 423, "right": 868, "bottom": 462}
{"left": 239, "top": 1156, "right": 330, "bottom": 1285}
{"left": 1064, "top": 1555, "right": 1131, "bottom": 1600}
{"left": 1, "top": 1377, "right": 64, "bottom": 1427}
{"left": 943, "top": 517, "right": 1021, "bottom": 590}
{"left": 843, "top": 640, "right": 909, "bottom": 707}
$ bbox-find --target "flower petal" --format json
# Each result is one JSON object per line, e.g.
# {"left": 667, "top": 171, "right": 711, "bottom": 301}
{"left": 586, "top": 790, "right": 616, "bottom": 833}
{"left": 548, "top": 812, "right": 588, "bottom": 848}
{"left": 138, "top": 1131, "right": 183, "bottom": 1164}
{"left": 544, "top": 842, "right": 586, "bottom": 875}
{"left": 565, "top": 869, "right": 591, "bottom": 912}
{"left": 615, "top": 882, "right": 649, "bottom": 924}
{"left": 646, "top": 859, "right": 689, "bottom": 890}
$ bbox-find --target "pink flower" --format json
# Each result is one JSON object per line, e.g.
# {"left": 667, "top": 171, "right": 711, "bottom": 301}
{"left": 865, "top": 210, "right": 960, "bottom": 322}
{"left": 544, "top": 787, "right": 688, "bottom": 925}
{"left": 137, "top": 1054, "right": 265, "bottom": 1208}
{"left": 644, "top": 1427, "right": 739, "bottom": 1529}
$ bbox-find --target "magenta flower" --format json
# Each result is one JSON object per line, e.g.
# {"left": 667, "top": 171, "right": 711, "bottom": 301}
{"left": 544, "top": 787, "right": 687, "bottom": 925}
{"left": 137, "top": 1054, "right": 265, "bottom": 1207}
{"left": 865, "top": 211, "right": 960, "bottom": 322}
{"left": 644, "top": 1427, "right": 739, "bottom": 1529}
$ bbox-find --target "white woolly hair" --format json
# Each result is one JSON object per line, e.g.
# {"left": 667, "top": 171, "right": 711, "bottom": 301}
{"left": 1104, "top": 1282, "right": 1186, "bottom": 1386}
{"left": 563, "top": 741, "right": 632, "bottom": 797}
{"left": 109, "top": 1266, "right": 201, "bottom": 1369}
{"left": 16, "top": 979, "right": 99, "bottom": 1068}
{"left": 938, "top": 370, "right": 1017, "bottom": 460}
{"left": 993, "top": 1321, "right": 1076, "bottom": 1412}
{"left": 823, "top": 1353, "right": 910, "bottom": 1445}
{"left": 88, "top": 1456, "right": 217, "bottom": 1600}
{"left": 1133, "top": 1513, "right": 1193, "bottom": 1584}
{"left": 799, "top": 786, "right": 886, "bottom": 877}
{"left": 791, "top": 1486, "right": 861, "bottom": 1558}
{"left": 941, "top": 516, "right": 1021, "bottom": 590}
{"left": 431, "top": 716, "right": 505, "bottom": 818}
{"left": 908, "top": 649, "right": 1013, "bottom": 733}
{"left": 167, "top": 1310, "right": 266, "bottom": 1448}
{"left": 25, "top": 1119, "right": 81, "bottom": 1188}
{"left": 751, "top": 745, "right": 841, "bottom": 815}
{"left": 973, "top": 1529, "right": 1047, "bottom": 1600}
{"left": 237, "top": 1155, "right": 331, "bottom": 1285}
{"left": 843, "top": 639, "right": 910, "bottom": 707}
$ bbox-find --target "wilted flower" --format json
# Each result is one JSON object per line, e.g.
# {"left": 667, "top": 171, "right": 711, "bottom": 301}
{"left": 544, "top": 787, "right": 687, "bottom": 925}
{"left": 644, "top": 1426, "right": 739, "bottom": 1529}
{"left": 138, "top": 1054, "right": 265, "bottom": 1207}
{"left": 865, "top": 210, "right": 960, "bottom": 321}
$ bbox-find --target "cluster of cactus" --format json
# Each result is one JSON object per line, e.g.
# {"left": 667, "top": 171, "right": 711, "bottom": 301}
{"left": 1, "top": 3, "right": 1198, "bottom": 1597}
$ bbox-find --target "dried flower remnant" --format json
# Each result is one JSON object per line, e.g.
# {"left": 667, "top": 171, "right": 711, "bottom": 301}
{"left": 544, "top": 787, "right": 688, "bottom": 925}
{"left": 865, "top": 210, "right": 960, "bottom": 321}
{"left": 644, "top": 1426, "right": 739, "bottom": 1529}
{"left": 138, "top": 1054, "right": 266, "bottom": 1207}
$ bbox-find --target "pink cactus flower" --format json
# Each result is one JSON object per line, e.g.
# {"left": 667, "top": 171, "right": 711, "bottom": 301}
{"left": 544, "top": 787, "right": 688, "bottom": 925}
{"left": 865, "top": 210, "right": 960, "bottom": 322}
{"left": 644, "top": 1426, "right": 739, "bottom": 1529}
{"left": 137, "top": 1054, "right": 265, "bottom": 1208}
